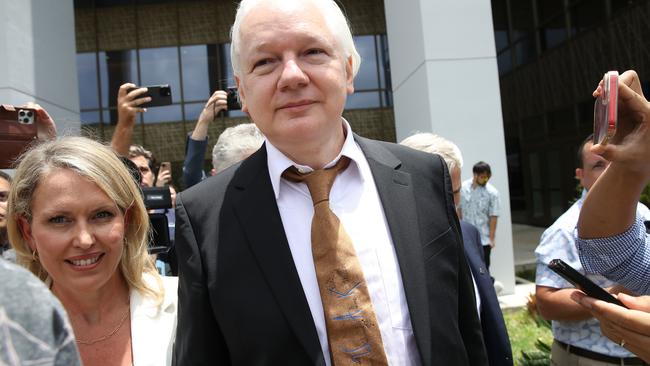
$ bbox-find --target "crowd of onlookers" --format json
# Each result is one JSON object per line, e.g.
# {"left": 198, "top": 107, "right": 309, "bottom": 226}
{"left": 2, "top": 0, "right": 650, "bottom": 365}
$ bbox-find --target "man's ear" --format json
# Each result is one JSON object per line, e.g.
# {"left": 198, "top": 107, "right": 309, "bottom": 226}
{"left": 235, "top": 76, "right": 248, "bottom": 114}
{"left": 345, "top": 56, "right": 354, "bottom": 95}
{"left": 575, "top": 168, "right": 583, "bottom": 181}
{"left": 18, "top": 216, "right": 36, "bottom": 252}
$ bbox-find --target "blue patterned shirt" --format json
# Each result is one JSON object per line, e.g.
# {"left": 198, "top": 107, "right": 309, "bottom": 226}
{"left": 535, "top": 192, "right": 648, "bottom": 357}
{"left": 577, "top": 215, "right": 650, "bottom": 295}
{"left": 460, "top": 179, "right": 500, "bottom": 246}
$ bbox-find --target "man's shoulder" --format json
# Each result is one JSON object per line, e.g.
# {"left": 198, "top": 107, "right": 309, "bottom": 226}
{"left": 485, "top": 182, "right": 500, "bottom": 195}
{"left": 356, "top": 136, "right": 445, "bottom": 173}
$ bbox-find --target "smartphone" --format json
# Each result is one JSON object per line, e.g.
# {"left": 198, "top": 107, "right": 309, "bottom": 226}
{"left": 547, "top": 258, "right": 627, "bottom": 308}
{"left": 159, "top": 161, "right": 172, "bottom": 179}
{"left": 227, "top": 87, "right": 241, "bottom": 110}
{"left": 127, "top": 85, "right": 172, "bottom": 108}
{"left": 0, "top": 105, "right": 38, "bottom": 169}
{"left": 593, "top": 71, "right": 619, "bottom": 145}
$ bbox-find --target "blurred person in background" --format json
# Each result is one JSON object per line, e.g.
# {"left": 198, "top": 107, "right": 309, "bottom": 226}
{"left": 534, "top": 134, "right": 647, "bottom": 365}
{"left": 7, "top": 136, "right": 177, "bottom": 366}
{"left": 400, "top": 132, "right": 513, "bottom": 366}
{"left": 0, "top": 171, "right": 11, "bottom": 261}
{"left": 460, "top": 161, "right": 500, "bottom": 269}
{"left": 0, "top": 257, "right": 81, "bottom": 365}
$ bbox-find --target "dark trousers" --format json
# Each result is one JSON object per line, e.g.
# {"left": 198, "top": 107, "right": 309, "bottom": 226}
{"left": 483, "top": 245, "right": 492, "bottom": 269}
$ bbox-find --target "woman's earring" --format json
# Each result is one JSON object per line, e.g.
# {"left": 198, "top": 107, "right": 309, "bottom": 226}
{"left": 31, "top": 250, "right": 39, "bottom": 262}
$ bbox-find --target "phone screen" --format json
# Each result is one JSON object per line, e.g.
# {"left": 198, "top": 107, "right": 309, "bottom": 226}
{"left": 547, "top": 259, "right": 627, "bottom": 308}
{"left": 593, "top": 71, "right": 618, "bottom": 145}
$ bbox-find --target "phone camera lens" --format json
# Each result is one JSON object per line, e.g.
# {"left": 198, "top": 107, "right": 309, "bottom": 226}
{"left": 22, "top": 118, "right": 29, "bottom": 124}
{"left": 19, "top": 110, "right": 25, "bottom": 117}
{"left": 27, "top": 111, "right": 33, "bottom": 117}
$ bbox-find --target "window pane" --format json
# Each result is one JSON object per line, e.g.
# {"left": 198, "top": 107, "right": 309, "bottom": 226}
{"left": 541, "top": 16, "right": 567, "bottom": 50}
{"left": 142, "top": 104, "right": 182, "bottom": 124}
{"left": 514, "top": 36, "right": 536, "bottom": 66}
{"left": 492, "top": 0, "right": 510, "bottom": 51}
{"left": 181, "top": 45, "right": 211, "bottom": 102}
{"left": 497, "top": 48, "right": 513, "bottom": 75}
{"left": 354, "top": 35, "right": 379, "bottom": 91}
{"left": 139, "top": 47, "right": 181, "bottom": 104}
{"left": 77, "top": 53, "right": 100, "bottom": 110}
{"left": 570, "top": 0, "right": 604, "bottom": 35}
{"left": 100, "top": 50, "right": 138, "bottom": 109}
{"left": 346, "top": 92, "right": 380, "bottom": 110}
{"left": 537, "top": 0, "right": 564, "bottom": 24}
{"left": 511, "top": 0, "right": 534, "bottom": 42}
{"left": 377, "top": 35, "right": 391, "bottom": 91}
{"left": 184, "top": 102, "right": 206, "bottom": 122}
{"left": 80, "top": 110, "right": 100, "bottom": 125}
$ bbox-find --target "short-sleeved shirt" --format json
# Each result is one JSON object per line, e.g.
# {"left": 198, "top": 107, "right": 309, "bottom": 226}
{"left": 0, "top": 258, "right": 81, "bottom": 365}
{"left": 460, "top": 179, "right": 500, "bottom": 246}
{"left": 535, "top": 192, "right": 650, "bottom": 357}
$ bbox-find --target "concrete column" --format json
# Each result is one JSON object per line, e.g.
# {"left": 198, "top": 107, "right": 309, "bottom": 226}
{"left": 384, "top": 0, "right": 516, "bottom": 293}
{"left": 0, "top": 0, "right": 80, "bottom": 136}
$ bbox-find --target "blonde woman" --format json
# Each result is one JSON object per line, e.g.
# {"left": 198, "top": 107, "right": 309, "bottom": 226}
{"left": 7, "top": 136, "right": 177, "bottom": 366}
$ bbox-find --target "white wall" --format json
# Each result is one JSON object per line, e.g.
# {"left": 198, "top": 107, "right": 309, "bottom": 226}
{"left": 384, "top": 0, "right": 516, "bottom": 293}
{"left": 0, "top": 0, "right": 80, "bottom": 135}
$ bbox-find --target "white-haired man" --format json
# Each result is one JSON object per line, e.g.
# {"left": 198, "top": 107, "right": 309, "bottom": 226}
{"left": 401, "top": 133, "right": 513, "bottom": 366}
{"left": 174, "top": 1, "right": 487, "bottom": 365}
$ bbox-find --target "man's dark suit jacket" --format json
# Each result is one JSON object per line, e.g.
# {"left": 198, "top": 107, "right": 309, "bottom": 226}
{"left": 460, "top": 221, "right": 513, "bottom": 366}
{"left": 173, "top": 135, "right": 488, "bottom": 365}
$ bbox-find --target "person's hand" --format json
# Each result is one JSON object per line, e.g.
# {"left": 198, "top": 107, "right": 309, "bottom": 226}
{"left": 117, "top": 83, "right": 150, "bottom": 127}
{"left": 489, "top": 238, "right": 495, "bottom": 248}
{"left": 155, "top": 168, "right": 171, "bottom": 187}
{"left": 591, "top": 70, "right": 650, "bottom": 180}
{"left": 21, "top": 102, "right": 56, "bottom": 141}
{"left": 198, "top": 90, "right": 228, "bottom": 123}
{"left": 190, "top": 91, "right": 228, "bottom": 141}
{"left": 571, "top": 291, "right": 650, "bottom": 362}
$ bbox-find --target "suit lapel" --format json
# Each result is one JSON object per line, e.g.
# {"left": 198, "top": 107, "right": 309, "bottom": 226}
{"left": 230, "top": 146, "right": 325, "bottom": 365}
{"left": 355, "top": 136, "right": 433, "bottom": 365}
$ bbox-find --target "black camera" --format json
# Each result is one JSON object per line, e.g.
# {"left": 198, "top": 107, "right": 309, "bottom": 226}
{"left": 142, "top": 187, "right": 173, "bottom": 255}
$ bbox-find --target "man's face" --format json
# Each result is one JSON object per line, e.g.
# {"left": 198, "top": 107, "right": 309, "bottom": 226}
{"left": 474, "top": 172, "right": 490, "bottom": 186}
{"left": 235, "top": 1, "right": 354, "bottom": 157}
{"left": 0, "top": 177, "right": 9, "bottom": 229}
{"left": 576, "top": 141, "right": 609, "bottom": 191}
{"left": 129, "top": 155, "right": 153, "bottom": 187}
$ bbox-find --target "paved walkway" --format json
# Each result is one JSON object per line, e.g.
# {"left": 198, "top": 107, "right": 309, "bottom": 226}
{"left": 498, "top": 223, "right": 546, "bottom": 309}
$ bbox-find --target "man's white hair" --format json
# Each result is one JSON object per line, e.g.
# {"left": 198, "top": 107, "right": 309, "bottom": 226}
{"left": 400, "top": 132, "right": 464, "bottom": 173}
{"left": 229, "top": 0, "right": 361, "bottom": 79}
{"left": 212, "top": 123, "right": 265, "bottom": 173}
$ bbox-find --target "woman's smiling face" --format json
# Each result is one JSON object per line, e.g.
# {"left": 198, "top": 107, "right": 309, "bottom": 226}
{"left": 20, "top": 168, "right": 126, "bottom": 293}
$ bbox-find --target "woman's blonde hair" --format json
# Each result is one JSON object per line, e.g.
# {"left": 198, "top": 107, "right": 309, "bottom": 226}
{"left": 6, "top": 136, "right": 163, "bottom": 303}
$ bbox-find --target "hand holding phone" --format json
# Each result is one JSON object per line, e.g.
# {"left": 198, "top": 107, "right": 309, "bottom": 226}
{"left": 155, "top": 162, "right": 172, "bottom": 187}
{"left": 548, "top": 258, "right": 627, "bottom": 308}
{"left": 0, "top": 105, "right": 38, "bottom": 168}
{"left": 593, "top": 71, "right": 619, "bottom": 145}
{"left": 126, "top": 85, "right": 173, "bottom": 108}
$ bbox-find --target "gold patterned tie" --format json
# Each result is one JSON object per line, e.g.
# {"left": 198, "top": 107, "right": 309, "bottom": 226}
{"left": 283, "top": 156, "right": 389, "bottom": 366}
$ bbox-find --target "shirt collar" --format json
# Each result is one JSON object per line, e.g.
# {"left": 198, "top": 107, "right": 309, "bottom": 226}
{"left": 266, "top": 118, "right": 365, "bottom": 199}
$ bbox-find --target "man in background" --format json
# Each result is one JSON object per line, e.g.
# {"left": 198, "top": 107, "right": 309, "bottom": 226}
{"left": 535, "top": 134, "right": 649, "bottom": 364}
{"left": 401, "top": 132, "right": 512, "bottom": 366}
{"left": 460, "top": 161, "right": 500, "bottom": 268}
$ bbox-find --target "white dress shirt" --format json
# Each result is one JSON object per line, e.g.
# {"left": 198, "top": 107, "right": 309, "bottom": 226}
{"left": 266, "top": 120, "right": 421, "bottom": 366}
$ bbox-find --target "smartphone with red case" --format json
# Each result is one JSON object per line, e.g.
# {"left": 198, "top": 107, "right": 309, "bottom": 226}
{"left": 0, "top": 105, "right": 38, "bottom": 168}
{"left": 593, "top": 71, "right": 619, "bottom": 145}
